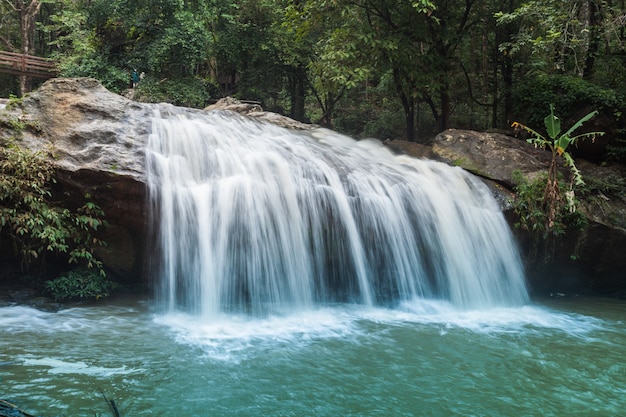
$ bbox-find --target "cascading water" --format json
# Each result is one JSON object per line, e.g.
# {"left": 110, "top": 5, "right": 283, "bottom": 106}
{"left": 147, "top": 106, "right": 528, "bottom": 318}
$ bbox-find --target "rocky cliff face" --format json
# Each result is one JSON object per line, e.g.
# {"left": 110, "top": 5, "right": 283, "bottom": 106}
{"left": 1, "top": 79, "right": 624, "bottom": 297}
{"left": 1, "top": 78, "right": 152, "bottom": 282}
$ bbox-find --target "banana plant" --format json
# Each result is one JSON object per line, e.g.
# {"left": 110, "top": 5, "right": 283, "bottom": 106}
{"left": 512, "top": 104, "right": 604, "bottom": 232}
{"left": 512, "top": 104, "right": 604, "bottom": 186}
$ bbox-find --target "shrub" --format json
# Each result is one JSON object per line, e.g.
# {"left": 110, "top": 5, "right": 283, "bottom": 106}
{"left": 133, "top": 76, "right": 214, "bottom": 108}
{"left": 0, "top": 140, "right": 107, "bottom": 275}
{"left": 45, "top": 268, "right": 118, "bottom": 301}
{"left": 512, "top": 171, "right": 587, "bottom": 238}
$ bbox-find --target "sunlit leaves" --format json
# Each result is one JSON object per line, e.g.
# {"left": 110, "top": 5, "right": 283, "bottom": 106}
{"left": 495, "top": 0, "right": 625, "bottom": 76}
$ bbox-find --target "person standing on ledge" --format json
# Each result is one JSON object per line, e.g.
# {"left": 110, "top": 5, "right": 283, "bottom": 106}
{"left": 131, "top": 69, "right": 140, "bottom": 89}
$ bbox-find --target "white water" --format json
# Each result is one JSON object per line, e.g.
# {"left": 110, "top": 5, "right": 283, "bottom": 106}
{"left": 146, "top": 108, "right": 528, "bottom": 319}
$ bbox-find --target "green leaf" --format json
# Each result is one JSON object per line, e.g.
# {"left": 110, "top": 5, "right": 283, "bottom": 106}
{"left": 561, "top": 110, "right": 599, "bottom": 140}
{"left": 544, "top": 104, "right": 561, "bottom": 140}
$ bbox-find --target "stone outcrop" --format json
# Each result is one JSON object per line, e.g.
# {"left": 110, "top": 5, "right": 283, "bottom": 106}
{"left": 0, "top": 81, "right": 319, "bottom": 285}
{"left": 205, "top": 97, "right": 316, "bottom": 130}
{"left": 430, "top": 129, "right": 552, "bottom": 186}
{"left": 1, "top": 78, "right": 152, "bottom": 282}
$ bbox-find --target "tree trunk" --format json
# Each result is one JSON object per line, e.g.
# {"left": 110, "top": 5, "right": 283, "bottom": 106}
{"left": 404, "top": 100, "right": 415, "bottom": 142}
{"left": 582, "top": 0, "right": 601, "bottom": 80}
{"left": 498, "top": 4, "right": 515, "bottom": 126}
{"left": 439, "top": 85, "right": 450, "bottom": 131}
{"left": 393, "top": 68, "right": 416, "bottom": 142}
{"left": 397, "top": 89, "right": 415, "bottom": 142}
{"left": 17, "top": 0, "right": 42, "bottom": 96}
{"left": 289, "top": 66, "right": 307, "bottom": 122}
{"left": 491, "top": 63, "right": 499, "bottom": 129}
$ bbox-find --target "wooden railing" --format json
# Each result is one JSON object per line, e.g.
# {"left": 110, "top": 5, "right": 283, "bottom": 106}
{"left": 0, "top": 51, "right": 57, "bottom": 79}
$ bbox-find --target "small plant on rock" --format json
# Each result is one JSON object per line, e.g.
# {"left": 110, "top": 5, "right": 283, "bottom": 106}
{"left": 512, "top": 171, "right": 587, "bottom": 239}
{"left": 512, "top": 104, "right": 604, "bottom": 234}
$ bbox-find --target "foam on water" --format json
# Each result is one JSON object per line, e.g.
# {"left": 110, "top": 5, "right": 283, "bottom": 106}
{"left": 0, "top": 305, "right": 144, "bottom": 333}
{"left": 1, "top": 300, "right": 623, "bottom": 416}
{"left": 19, "top": 357, "right": 140, "bottom": 376}
{"left": 153, "top": 301, "right": 609, "bottom": 361}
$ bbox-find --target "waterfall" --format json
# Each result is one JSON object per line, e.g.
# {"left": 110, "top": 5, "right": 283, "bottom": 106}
{"left": 147, "top": 107, "right": 528, "bottom": 318}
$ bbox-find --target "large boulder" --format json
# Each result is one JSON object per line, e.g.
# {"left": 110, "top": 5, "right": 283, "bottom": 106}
{"left": 428, "top": 129, "right": 626, "bottom": 297}
{"left": 0, "top": 81, "right": 317, "bottom": 285}
{"left": 1, "top": 78, "right": 152, "bottom": 282}
{"left": 430, "top": 129, "right": 552, "bottom": 186}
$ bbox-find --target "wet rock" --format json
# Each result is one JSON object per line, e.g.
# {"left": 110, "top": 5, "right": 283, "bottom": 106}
{"left": 204, "top": 96, "right": 263, "bottom": 114}
{"left": 206, "top": 97, "right": 316, "bottom": 130}
{"left": 383, "top": 140, "right": 434, "bottom": 159}
{"left": 23, "top": 297, "right": 62, "bottom": 313}
{"left": 431, "top": 129, "right": 552, "bottom": 186}
{"left": 8, "top": 288, "right": 38, "bottom": 301}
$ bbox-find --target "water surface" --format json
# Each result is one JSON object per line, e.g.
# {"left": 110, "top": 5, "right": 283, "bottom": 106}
{"left": 1, "top": 297, "right": 624, "bottom": 416}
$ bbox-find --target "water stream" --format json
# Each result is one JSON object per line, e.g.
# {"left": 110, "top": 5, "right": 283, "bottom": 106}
{"left": 146, "top": 108, "right": 528, "bottom": 317}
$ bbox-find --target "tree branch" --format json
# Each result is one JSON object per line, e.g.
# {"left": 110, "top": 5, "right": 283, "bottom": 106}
{"left": 0, "top": 33, "right": 16, "bottom": 51}
{"left": 458, "top": 61, "right": 495, "bottom": 107}
{"left": 2, "top": 0, "right": 18, "bottom": 11}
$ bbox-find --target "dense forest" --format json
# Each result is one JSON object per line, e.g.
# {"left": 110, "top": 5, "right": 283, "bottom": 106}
{"left": 1, "top": 0, "right": 624, "bottom": 152}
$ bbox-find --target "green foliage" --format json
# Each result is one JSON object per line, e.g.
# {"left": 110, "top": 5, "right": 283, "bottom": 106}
{"left": 511, "top": 74, "right": 624, "bottom": 130}
{"left": 495, "top": 1, "right": 585, "bottom": 74}
{"left": 42, "top": 5, "right": 129, "bottom": 92}
{"left": 133, "top": 76, "right": 214, "bottom": 108}
{"left": 0, "top": 117, "right": 42, "bottom": 135}
{"left": 2, "top": 0, "right": 624, "bottom": 151}
{"left": 607, "top": 129, "right": 626, "bottom": 162}
{"left": 6, "top": 94, "right": 24, "bottom": 109}
{"left": 514, "top": 104, "right": 604, "bottom": 185}
{"left": 512, "top": 171, "right": 587, "bottom": 238}
{"left": 141, "top": 9, "right": 213, "bottom": 76}
{"left": 45, "top": 268, "right": 118, "bottom": 301}
{"left": 0, "top": 141, "right": 107, "bottom": 275}
{"left": 0, "top": 117, "right": 26, "bottom": 131}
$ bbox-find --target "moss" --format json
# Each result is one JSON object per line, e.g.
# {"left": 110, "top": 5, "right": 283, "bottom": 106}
{"left": 6, "top": 94, "right": 24, "bottom": 110}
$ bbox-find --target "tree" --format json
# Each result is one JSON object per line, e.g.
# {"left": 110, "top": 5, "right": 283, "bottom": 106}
{"left": 495, "top": 0, "right": 625, "bottom": 78}
{"left": 0, "top": 1, "right": 46, "bottom": 95}
{"left": 512, "top": 105, "right": 604, "bottom": 232}
{"left": 282, "top": 1, "right": 372, "bottom": 127}
{"left": 296, "top": 0, "right": 505, "bottom": 140}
